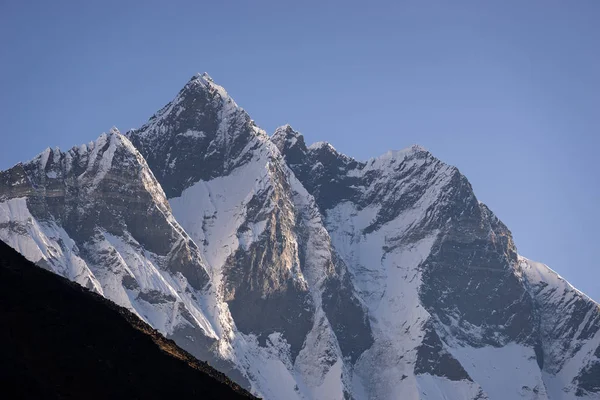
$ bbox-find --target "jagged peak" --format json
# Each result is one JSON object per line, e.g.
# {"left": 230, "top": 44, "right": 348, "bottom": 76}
{"left": 32, "top": 129, "right": 139, "bottom": 172}
{"left": 184, "top": 72, "right": 233, "bottom": 104}
{"left": 273, "top": 124, "right": 296, "bottom": 135}
{"left": 272, "top": 124, "right": 302, "bottom": 142}
{"left": 308, "top": 141, "right": 336, "bottom": 152}
{"left": 198, "top": 71, "right": 214, "bottom": 82}
{"left": 410, "top": 144, "right": 427, "bottom": 152}
{"left": 53, "top": 131, "right": 152, "bottom": 193}
{"left": 518, "top": 255, "right": 599, "bottom": 306}
{"left": 9, "top": 126, "right": 127, "bottom": 171}
{"left": 92, "top": 128, "right": 141, "bottom": 159}
{"left": 275, "top": 133, "right": 439, "bottom": 174}
{"left": 131, "top": 72, "right": 252, "bottom": 144}
{"left": 302, "top": 139, "right": 361, "bottom": 167}
{"left": 186, "top": 72, "right": 214, "bottom": 90}
{"left": 35, "top": 147, "right": 53, "bottom": 170}
{"left": 271, "top": 124, "right": 307, "bottom": 155}
{"left": 366, "top": 144, "right": 431, "bottom": 167}
{"left": 26, "top": 146, "right": 66, "bottom": 173}
{"left": 10, "top": 129, "right": 148, "bottom": 195}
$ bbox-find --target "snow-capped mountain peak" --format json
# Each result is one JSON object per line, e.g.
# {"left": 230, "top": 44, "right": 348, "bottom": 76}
{"left": 198, "top": 71, "right": 215, "bottom": 81}
{"left": 2, "top": 74, "right": 598, "bottom": 399}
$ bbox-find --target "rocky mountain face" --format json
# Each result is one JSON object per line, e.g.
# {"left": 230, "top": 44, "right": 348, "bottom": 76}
{"left": 1, "top": 73, "right": 598, "bottom": 399}
{"left": 127, "top": 74, "right": 372, "bottom": 398}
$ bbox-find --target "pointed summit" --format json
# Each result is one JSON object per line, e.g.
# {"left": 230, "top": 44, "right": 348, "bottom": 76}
{"left": 126, "top": 74, "right": 266, "bottom": 198}
{"left": 272, "top": 124, "right": 299, "bottom": 143}
{"left": 196, "top": 71, "right": 214, "bottom": 82}
{"left": 183, "top": 72, "right": 230, "bottom": 103}
{"left": 272, "top": 124, "right": 307, "bottom": 152}
{"left": 273, "top": 123, "right": 294, "bottom": 135}
{"left": 2, "top": 72, "right": 600, "bottom": 400}
{"left": 185, "top": 72, "right": 216, "bottom": 92}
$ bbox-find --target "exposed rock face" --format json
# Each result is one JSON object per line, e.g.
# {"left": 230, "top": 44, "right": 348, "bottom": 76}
{"left": 0, "top": 131, "right": 239, "bottom": 382}
{"left": 127, "top": 74, "right": 372, "bottom": 398}
{"left": 413, "top": 324, "right": 472, "bottom": 382}
{"left": 127, "top": 73, "right": 260, "bottom": 199}
{"left": 274, "top": 123, "right": 599, "bottom": 399}
{"left": 2, "top": 74, "right": 598, "bottom": 399}
{"left": 519, "top": 257, "right": 600, "bottom": 398}
{"left": 0, "top": 131, "right": 208, "bottom": 290}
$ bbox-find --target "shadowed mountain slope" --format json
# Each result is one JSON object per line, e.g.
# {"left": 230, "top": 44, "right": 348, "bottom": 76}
{"left": 0, "top": 239, "right": 255, "bottom": 400}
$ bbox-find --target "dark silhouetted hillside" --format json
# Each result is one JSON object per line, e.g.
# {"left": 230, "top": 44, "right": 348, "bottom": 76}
{"left": 0, "top": 239, "right": 256, "bottom": 399}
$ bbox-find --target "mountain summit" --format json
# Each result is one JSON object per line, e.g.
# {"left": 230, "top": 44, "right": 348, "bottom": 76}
{"left": 1, "top": 74, "right": 598, "bottom": 399}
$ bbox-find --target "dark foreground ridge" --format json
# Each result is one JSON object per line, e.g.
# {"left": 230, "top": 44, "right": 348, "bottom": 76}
{"left": 0, "top": 240, "right": 256, "bottom": 400}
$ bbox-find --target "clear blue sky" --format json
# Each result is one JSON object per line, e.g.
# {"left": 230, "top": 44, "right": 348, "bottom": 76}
{"left": 1, "top": 1, "right": 598, "bottom": 301}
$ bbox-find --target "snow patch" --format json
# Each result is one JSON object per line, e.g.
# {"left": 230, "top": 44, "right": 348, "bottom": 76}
{"left": 416, "top": 374, "right": 485, "bottom": 400}
{"left": 178, "top": 130, "right": 206, "bottom": 139}
{"left": 448, "top": 343, "right": 547, "bottom": 400}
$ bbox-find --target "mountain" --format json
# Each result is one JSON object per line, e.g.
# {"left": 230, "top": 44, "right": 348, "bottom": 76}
{"left": 272, "top": 125, "right": 600, "bottom": 399}
{"left": 0, "top": 239, "right": 254, "bottom": 399}
{"left": 127, "top": 73, "right": 372, "bottom": 398}
{"left": 1, "top": 73, "right": 598, "bottom": 399}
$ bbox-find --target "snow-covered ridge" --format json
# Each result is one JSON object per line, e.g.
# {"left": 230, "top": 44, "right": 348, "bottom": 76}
{"left": 271, "top": 123, "right": 599, "bottom": 399}
{"left": 272, "top": 125, "right": 301, "bottom": 148}
{"left": 2, "top": 74, "right": 599, "bottom": 400}
{"left": 0, "top": 127, "right": 215, "bottom": 325}
{"left": 519, "top": 255, "right": 596, "bottom": 303}
{"left": 308, "top": 141, "right": 337, "bottom": 151}
{"left": 273, "top": 124, "right": 436, "bottom": 179}
{"left": 518, "top": 256, "right": 600, "bottom": 396}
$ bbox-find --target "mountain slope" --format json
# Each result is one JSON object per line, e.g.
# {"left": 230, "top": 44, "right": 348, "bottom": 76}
{"left": 273, "top": 124, "right": 600, "bottom": 399}
{"left": 0, "top": 239, "right": 254, "bottom": 399}
{"left": 519, "top": 257, "right": 600, "bottom": 397}
{"left": 0, "top": 130, "right": 248, "bottom": 385}
{"left": 127, "top": 73, "right": 372, "bottom": 399}
{"left": 1, "top": 73, "right": 598, "bottom": 399}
